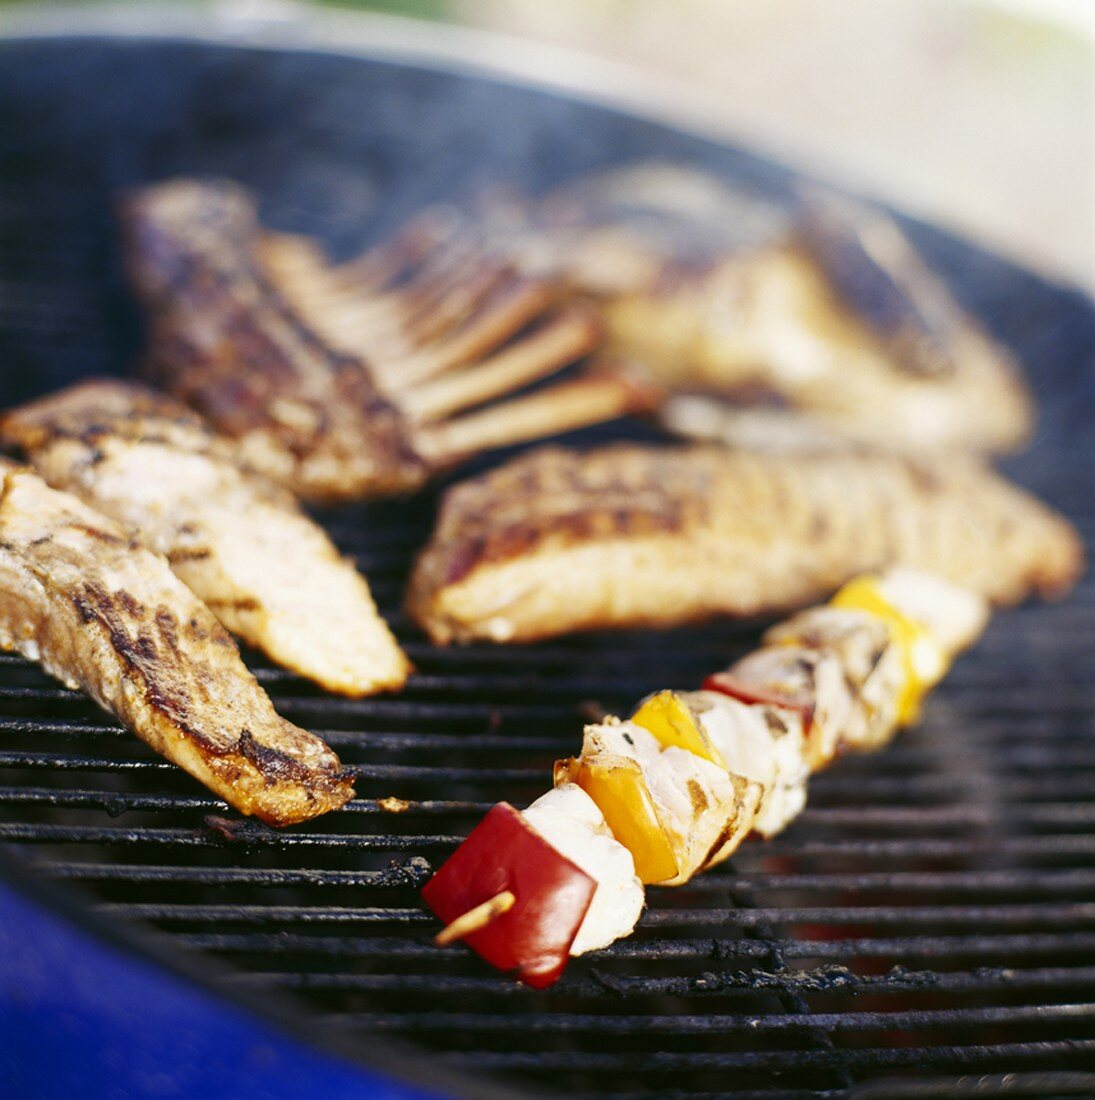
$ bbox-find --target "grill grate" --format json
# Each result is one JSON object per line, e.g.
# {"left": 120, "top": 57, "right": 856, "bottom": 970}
{"left": 1, "top": 35, "right": 1094, "bottom": 1100}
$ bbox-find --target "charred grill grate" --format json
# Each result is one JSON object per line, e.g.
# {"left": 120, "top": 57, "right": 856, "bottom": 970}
{"left": 1, "top": 36, "right": 1094, "bottom": 1100}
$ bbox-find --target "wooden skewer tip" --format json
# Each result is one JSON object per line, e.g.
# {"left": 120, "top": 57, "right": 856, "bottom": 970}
{"left": 434, "top": 889, "right": 517, "bottom": 947}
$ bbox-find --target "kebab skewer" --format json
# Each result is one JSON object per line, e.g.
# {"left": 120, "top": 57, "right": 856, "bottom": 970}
{"left": 423, "top": 568, "right": 991, "bottom": 987}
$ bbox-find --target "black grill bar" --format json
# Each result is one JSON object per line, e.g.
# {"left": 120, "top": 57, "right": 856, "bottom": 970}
{"left": 176, "top": 931, "right": 1095, "bottom": 962}
{"left": 437, "top": 1042, "right": 1095, "bottom": 1071}
{"left": 323, "top": 1003, "right": 1095, "bottom": 1033}
{"left": 8, "top": 821, "right": 1095, "bottom": 859}
{"left": 41, "top": 860, "right": 434, "bottom": 889}
{"left": 92, "top": 901, "right": 1095, "bottom": 929}
{"left": 39, "top": 861, "right": 1095, "bottom": 893}
{"left": 6, "top": 788, "right": 1095, "bottom": 827}
{"left": 229, "top": 965, "right": 1095, "bottom": 996}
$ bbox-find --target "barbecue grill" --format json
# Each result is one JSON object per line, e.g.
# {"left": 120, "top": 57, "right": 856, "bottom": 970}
{"left": 1, "top": 24, "right": 1094, "bottom": 1100}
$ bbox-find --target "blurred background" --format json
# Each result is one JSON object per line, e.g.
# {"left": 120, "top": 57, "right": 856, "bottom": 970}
{"left": 1, "top": 0, "right": 1092, "bottom": 291}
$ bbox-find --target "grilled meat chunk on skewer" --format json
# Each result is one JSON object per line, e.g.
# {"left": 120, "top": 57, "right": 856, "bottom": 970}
{"left": 0, "top": 462, "right": 353, "bottom": 824}
{"left": 1, "top": 379, "right": 409, "bottom": 696}
{"left": 557, "top": 718, "right": 763, "bottom": 886}
{"left": 645, "top": 690, "right": 810, "bottom": 838}
{"left": 408, "top": 444, "right": 1082, "bottom": 644}
{"left": 122, "top": 179, "right": 650, "bottom": 503}
{"left": 422, "top": 782, "right": 645, "bottom": 986}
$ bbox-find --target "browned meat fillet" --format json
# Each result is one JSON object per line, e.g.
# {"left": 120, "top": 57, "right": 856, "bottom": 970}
{"left": 0, "top": 461, "right": 353, "bottom": 823}
{"left": 407, "top": 444, "right": 1082, "bottom": 644}
{"left": 121, "top": 179, "right": 653, "bottom": 503}
{"left": 603, "top": 240, "right": 1033, "bottom": 454}
{"left": 1, "top": 379, "right": 409, "bottom": 697}
{"left": 470, "top": 164, "right": 1034, "bottom": 454}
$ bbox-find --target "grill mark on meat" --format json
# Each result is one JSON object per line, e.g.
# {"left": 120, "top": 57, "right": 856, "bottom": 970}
{"left": 115, "top": 588, "right": 145, "bottom": 619}
{"left": 235, "top": 729, "right": 315, "bottom": 785}
{"left": 71, "top": 578, "right": 200, "bottom": 741}
{"left": 442, "top": 534, "right": 490, "bottom": 587}
{"left": 204, "top": 596, "right": 262, "bottom": 613}
{"left": 433, "top": 459, "right": 697, "bottom": 588}
{"left": 764, "top": 710, "right": 791, "bottom": 737}
{"left": 704, "top": 818, "right": 740, "bottom": 868}
{"left": 686, "top": 779, "right": 709, "bottom": 817}
{"left": 155, "top": 607, "right": 181, "bottom": 655}
{"left": 72, "top": 522, "right": 125, "bottom": 545}
{"left": 166, "top": 547, "right": 212, "bottom": 563}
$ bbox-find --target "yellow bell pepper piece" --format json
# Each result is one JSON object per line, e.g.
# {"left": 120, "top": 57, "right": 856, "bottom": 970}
{"left": 631, "top": 691, "right": 727, "bottom": 769}
{"left": 830, "top": 575, "right": 946, "bottom": 725}
{"left": 555, "top": 755, "right": 680, "bottom": 885}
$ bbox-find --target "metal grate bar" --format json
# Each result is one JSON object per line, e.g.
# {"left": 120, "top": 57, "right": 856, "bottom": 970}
{"left": 232, "top": 965, "right": 1095, "bottom": 996}
{"left": 335, "top": 1002, "right": 1095, "bottom": 1034}
{"left": 438, "top": 1041, "right": 1095, "bottom": 1071}
{"left": 95, "top": 901, "right": 1095, "bottom": 929}
{"left": 36, "top": 861, "right": 1095, "bottom": 896}
{"left": 179, "top": 930, "right": 1095, "bottom": 960}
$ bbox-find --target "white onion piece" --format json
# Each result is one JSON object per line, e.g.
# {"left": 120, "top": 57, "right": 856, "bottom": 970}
{"left": 524, "top": 783, "right": 644, "bottom": 955}
{"left": 876, "top": 567, "right": 989, "bottom": 657}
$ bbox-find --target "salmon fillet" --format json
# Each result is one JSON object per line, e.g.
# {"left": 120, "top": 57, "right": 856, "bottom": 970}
{"left": 407, "top": 444, "right": 1082, "bottom": 643}
{"left": 0, "top": 461, "right": 353, "bottom": 823}
{"left": 1, "top": 380, "right": 410, "bottom": 697}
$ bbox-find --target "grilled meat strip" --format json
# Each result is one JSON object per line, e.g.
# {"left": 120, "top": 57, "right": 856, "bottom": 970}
{"left": 0, "top": 461, "right": 353, "bottom": 823}
{"left": 124, "top": 180, "right": 426, "bottom": 499}
{"left": 1, "top": 379, "right": 409, "bottom": 697}
{"left": 122, "top": 179, "right": 649, "bottom": 503}
{"left": 408, "top": 444, "right": 1082, "bottom": 643}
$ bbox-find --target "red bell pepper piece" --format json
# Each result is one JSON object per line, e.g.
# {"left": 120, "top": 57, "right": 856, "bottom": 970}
{"left": 702, "top": 671, "right": 815, "bottom": 730}
{"left": 422, "top": 802, "right": 596, "bottom": 989}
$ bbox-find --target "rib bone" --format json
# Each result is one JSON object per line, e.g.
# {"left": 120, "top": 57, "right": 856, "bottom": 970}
{"left": 416, "top": 371, "right": 658, "bottom": 465}
{"left": 400, "top": 307, "right": 602, "bottom": 424}
{"left": 381, "top": 278, "right": 557, "bottom": 391}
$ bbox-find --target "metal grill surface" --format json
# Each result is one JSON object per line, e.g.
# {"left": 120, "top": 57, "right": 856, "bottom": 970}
{"left": 0, "top": 36, "right": 1093, "bottom": 1100}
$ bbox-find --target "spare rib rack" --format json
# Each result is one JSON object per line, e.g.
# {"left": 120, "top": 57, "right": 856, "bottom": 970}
{"left": 1, "top": 36, "right": 1094, "bottom": 1100}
